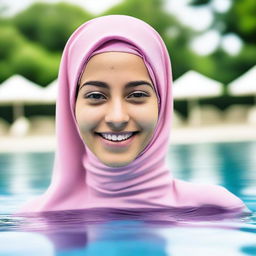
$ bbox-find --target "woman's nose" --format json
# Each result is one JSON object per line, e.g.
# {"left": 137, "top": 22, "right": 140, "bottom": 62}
{"left": 105, "top": 100, "right": 129, "bottom": 130}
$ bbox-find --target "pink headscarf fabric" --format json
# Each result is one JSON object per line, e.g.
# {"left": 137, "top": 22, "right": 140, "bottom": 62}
{"left": 19, "top": 15, "right": 248, "bottom": 213}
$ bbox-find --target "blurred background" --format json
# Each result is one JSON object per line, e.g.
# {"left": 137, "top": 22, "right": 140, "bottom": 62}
{"left": 0, "top": 0, "right": 255, "bottom": 147}
{"left": 1, "top": 3, "right": 256, "bottom": 252}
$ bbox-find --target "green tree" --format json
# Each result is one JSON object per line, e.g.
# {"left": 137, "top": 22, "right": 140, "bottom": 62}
{"left": 10, "top": 41, "right": 60, "bottom": 86}
{"left": 0, "top": 23, "right": 60, "bottom": 85}
{"left": 13, "top": 2, "right": 93, "bottom": 51}
{"left": 190, "top": 0, "right": 256, "bottom": 83}
{"left": 0, "top": 2, "right": 94, "bottom": 84}
{"left": 0, "top": 25, "right": 24, "bottom": 81}
{"left": 223, "top": 0, "right": 256, "bottom": 44}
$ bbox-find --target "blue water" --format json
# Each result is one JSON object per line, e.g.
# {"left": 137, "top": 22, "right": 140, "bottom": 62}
{"left": 0, "top": 141, "right": 256, "bottom": 255}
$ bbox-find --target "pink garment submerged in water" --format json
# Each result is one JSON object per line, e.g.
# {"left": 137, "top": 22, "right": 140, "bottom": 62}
{"left": 18, "top": 15, "right": 248, "bottom": 214}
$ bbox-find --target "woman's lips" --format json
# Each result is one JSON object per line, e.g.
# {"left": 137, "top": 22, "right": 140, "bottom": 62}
{"left": 96, "top": 132, "right": 138, "bottom": 148}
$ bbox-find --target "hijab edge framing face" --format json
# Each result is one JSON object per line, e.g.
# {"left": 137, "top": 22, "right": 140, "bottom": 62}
{"left": 75, "top": 46, "right": 160, "bottom": 168}
{"left": 66, "top": 15, "right": 173, "bottom": 171}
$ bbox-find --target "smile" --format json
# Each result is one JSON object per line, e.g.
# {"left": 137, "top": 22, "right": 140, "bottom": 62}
{"left": 96, "top": 131, "right": 139, "bottom": 149}
{"left": 96, "top": 131, "right": 139, "bottom": 142}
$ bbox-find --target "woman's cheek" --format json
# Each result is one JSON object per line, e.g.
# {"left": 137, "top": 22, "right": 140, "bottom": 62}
{"left": 75, "top": 104, "right": 102, "bottom": 133}
{"left": 135, "top": 102, "right": 158, "bottom": 125}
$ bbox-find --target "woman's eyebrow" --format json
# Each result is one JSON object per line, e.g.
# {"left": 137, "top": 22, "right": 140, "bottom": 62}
{"left": 79, "top": 80, "right": 153, "bottom": 90}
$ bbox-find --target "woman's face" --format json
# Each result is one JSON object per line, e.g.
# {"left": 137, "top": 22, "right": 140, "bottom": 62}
{"left": 75, "top": 52, "right": 158, "bottom": 167}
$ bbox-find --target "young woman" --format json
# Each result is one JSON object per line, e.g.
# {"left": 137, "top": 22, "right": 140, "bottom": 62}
{"left": 19, "top": 15, "right": 248, "bottom": 214}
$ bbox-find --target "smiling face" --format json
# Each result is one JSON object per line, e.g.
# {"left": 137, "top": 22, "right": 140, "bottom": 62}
{"left": 75, "top": 52, "right": 158, "bottom": 167}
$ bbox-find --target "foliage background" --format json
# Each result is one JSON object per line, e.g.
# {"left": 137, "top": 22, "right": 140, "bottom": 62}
{"left": 0, "top": 0, "right": 255, "bottom": 122}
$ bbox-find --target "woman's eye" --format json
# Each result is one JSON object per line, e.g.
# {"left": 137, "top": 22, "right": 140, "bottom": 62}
{"left": 84, "top": 93, "right": 106, "bottom": 100}
{"left": 83, "top": 91, "right": 149, "bottom": 102}
{"left": 128, "top": 92, "right": 149, "bottom": 98}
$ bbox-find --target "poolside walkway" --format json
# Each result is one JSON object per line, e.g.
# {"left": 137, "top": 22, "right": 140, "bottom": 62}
{"left": 170, "top": 124, "right": 256, "bottom": 145}
{"left": 0, "top": 124, "right": 255, "bottom": 153}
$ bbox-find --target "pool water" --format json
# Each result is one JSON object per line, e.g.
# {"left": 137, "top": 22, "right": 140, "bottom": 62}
{"left": 0, "top": 141, "right": 256, "bottom": 256}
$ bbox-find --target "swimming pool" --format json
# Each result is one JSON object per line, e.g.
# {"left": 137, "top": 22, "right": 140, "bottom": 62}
{"left": 0, "top": 141, "right": 255, "bottom": 255}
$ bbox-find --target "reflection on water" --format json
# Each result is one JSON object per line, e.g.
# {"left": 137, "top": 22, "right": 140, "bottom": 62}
{"left": 0, "top": 208, "right": 254, "bottom": 256}
{"left": 0, "top": 141, "right": 256, "bottom": 255}
{"left": 0, "top": 152, "right": 53, "bottom": 196}
{"left": 168, "top": 141, "right": 256, "bottom": 211}
{"left": 0, "top": 207, "right": 254, "bottom": 256}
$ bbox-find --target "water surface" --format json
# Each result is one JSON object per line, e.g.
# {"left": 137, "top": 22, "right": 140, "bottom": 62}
{"left": 0, "top": 141, "right": 255, "bottom": 255}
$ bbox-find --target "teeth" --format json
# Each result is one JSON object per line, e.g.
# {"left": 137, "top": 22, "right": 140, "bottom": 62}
{"left": 101, "top": 132, "right": 134, "bottom": 142}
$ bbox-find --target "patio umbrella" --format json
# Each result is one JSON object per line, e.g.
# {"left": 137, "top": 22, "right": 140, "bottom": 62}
{"left": 43, "top": 79, "right": 58, "bottom": 104}
{"left": 228, "top": 66, "right": 256, "bottom": 124}
{"left": 173, "top": 70, "right": 223, "bottom": 126}
{"left": 0, "top": 74, "right": 44, "bottom": 120}
{"left": 228, "top": 66, "right": 256, "bottom": 97}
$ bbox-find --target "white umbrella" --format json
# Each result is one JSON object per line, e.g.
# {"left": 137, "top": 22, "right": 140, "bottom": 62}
{"left": 228, "top": 66, "right": 256, "bottom": 124}
{"left": 173, "top": 70, "right": 223, "bottom": 126}
{"left": 43, "top": 79, "right": 58, "bottom": 103}
{"left": 173, "top": 70, "right": 223, "bottom": 99}
{"left": 228, "top": 66, "right": 256, "bottom": 96}
{"left": 0, "top": 74, "right": 44, "bottom": 122}
{"left": 0, "top": 75, "right": 44, "bottom": 104}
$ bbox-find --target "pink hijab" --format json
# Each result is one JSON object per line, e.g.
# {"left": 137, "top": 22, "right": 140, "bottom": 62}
{"left": 19, "top": 15, "right": 248, "bottom": 213}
